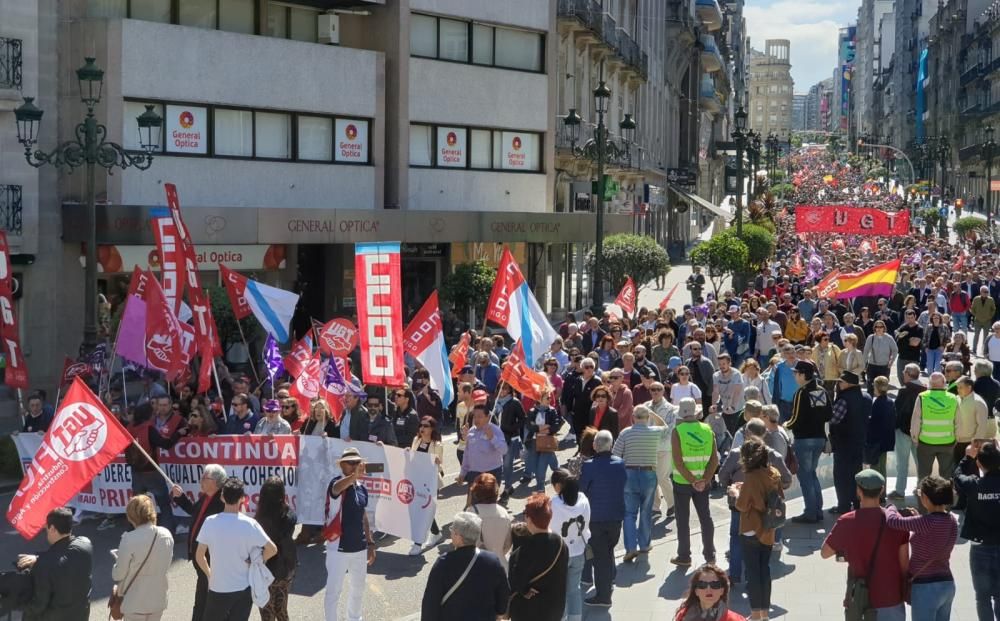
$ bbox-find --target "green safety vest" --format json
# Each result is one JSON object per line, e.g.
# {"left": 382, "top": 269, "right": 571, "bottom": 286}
{"left": 672, "top": 421, "right": 715, "bottom": 484}
{"left": 918, "top": 390, "right": 958, "bottom": 445}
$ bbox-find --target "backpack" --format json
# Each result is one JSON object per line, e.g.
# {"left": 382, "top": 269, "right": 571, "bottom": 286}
{"left": 762, "top": 486, "right": 786, "bottom": 530}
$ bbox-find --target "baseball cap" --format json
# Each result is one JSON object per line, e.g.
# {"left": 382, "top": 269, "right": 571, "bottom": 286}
{"left": 855, "top": 468, "right": 885, "bottom": 491}
{"left": 668, "top": 356, "right": 683, "bottom": 370}
{"left": 793, "top": 360, "right": 816, "bottom": 374}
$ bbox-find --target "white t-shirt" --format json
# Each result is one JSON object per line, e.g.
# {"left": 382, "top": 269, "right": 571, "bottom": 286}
{"left": 550, "top": 492, "right": 591, "bottom": 557}
{"left": 670, "top": 382, "right": 702, "bottom": 405}
{"left": 196, "top": 511, "right": 272, "bottom": 593}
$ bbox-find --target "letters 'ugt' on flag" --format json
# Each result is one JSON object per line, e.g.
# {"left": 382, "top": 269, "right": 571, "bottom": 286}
{"left": 835, "top": 258, "right": 901, "bottom": 300}
{"left": 219, "top": 264, "right": 299, "bottom": 343}
{"left": 614, "top": 277, "right": 637, "bottom": 316}
{"left": 485, "top": 247, "right": 560, "bottom": 366}
{"left": 7, "top": 377, "right": 135, "bottom": 539}
{"left": 403, "top": 291, "right": 454, "bottom": 408}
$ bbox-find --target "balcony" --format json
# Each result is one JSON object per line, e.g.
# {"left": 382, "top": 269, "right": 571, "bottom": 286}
{"left": 0, "top": 37, "right": 22, "bottom": 111}
{"left": 699, "top": 74, "right": 721, "bottom": 114}
{"left": 700, "top": 35, "right": 724, "bottom": 73}
{"left": 696, "top": 0, "right": 724, "bottom": 32}
{"left": 558, "top": 0, "right": 617, "bottom": 49}
{"left": 959, "top": 143, "right": 982, "bottom": 161}
{"left": 960, "top": 61, "right": 981, "bottom": 85}
{"left": 0, "top": 185, "right": 22, "bottom": 236}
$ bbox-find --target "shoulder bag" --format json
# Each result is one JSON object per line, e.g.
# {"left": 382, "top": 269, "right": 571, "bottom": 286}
{"left": 504, "top": 539, "right": 567, "bottom": 618}
{"left": 108, "top": 531, "right": 157, "bottom": 620}
{"left": 441, "top": 548, "right": 480, "bottom": 605}
{"left": 844, "top": 514, "right": 885, "bottom": 621}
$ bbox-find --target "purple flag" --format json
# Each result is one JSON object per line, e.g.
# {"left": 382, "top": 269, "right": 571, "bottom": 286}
{"left": 114, "top": 295, "right": 148, "bottom": 367}
{"left": 263, "top": 334, "right": 284, "bottom": 380}
{"left": 321, "top": 357, "right": 347, "bottom": 396}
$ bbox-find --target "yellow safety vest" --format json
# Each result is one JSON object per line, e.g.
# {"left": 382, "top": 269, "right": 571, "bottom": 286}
{"left": 672, "top": 421, "right": 715, "bottom": 484}
{"left": 918, "top": 390, "right": 958, "bottom": 445}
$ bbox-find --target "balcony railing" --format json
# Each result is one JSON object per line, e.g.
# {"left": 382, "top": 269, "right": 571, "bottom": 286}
{"left": 960, "top": 61, "right": 981, "bottom": 85}
{"left": 0, "top": 37, "right": 22, "bottom": 90}
{"left": 0, "top": 185, "right": 23, "bottom": 236}
{"left": 959, "top": 144, "right": 982, "bottom": 161}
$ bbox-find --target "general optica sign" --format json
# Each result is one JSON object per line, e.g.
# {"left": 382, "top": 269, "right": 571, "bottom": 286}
{"left": 165, "top": 105, "right": 207, "bottom": 154}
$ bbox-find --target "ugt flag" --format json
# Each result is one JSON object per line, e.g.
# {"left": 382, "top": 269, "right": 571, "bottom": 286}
{"left": 403, "top": 291, "right": 454, "bottom": 408}
{"left": 485, "top": 247, "right": 559, "bottom": 366}
{"left": 219, "top": 264, "right": 299, "bottom": 343}
{"left": 7, "top": 377, "right": 134, "bottom": 539}
{"left": 614, "top": 276, "right": 637, "bottom": 316}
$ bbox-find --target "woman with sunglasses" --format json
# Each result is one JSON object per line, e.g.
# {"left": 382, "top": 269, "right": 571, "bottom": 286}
{"left": 525, "top": 389, "right": 563, "bottom": 492}
{"left": 279, "top": 399, "right": 304, "bottom": 432}
{"left": 672, "top": 564, "right": 745, "bottom": 621}
{"left": 670, "top": 366, "right": 703, "bottom": 407}
{"left": 389, "top": 389, "right": 420, "bottom": 449}
{"left": 596, "top": 335, "right": 620, "bottom": 372}
{"left": 407, "top": 416, "right": 445, "bottom": 555}
{"left": 922, "top": 312, "right": 951, "bottom": 376}
{"left": 588, "top": 387, "right": 619, "bottom": 440}
{"left": 862, "top": 320, "right": 897, "bottom": 394}
{"left": 187, "top": 404, "right": 217, "bottom": 437}
{"left": 300, "top": 399, "right": 337, "bottom": 437}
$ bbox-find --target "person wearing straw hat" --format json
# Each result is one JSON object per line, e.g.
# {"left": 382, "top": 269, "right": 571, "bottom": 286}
{"left": 324, "top": 447, "right": 375, "bottom": 621}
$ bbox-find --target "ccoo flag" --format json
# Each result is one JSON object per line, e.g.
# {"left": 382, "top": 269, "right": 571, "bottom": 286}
{"left": 7, "top": 377, "right": 135, "bottom": 539}
{"left": 403, "top": 291, "right": 454, "bottom": 408}
{"left": 485, "top": 247, "right": 559, "bottom": 366}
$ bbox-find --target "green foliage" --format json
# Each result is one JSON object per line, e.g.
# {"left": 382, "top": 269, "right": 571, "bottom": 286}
{"left": 690, "top": 235, "right": 749, "bottom": 296}
{"left": 771, "top": 183, "right": 795, "bottom": 198}
{"left": 727, "top": 224, "right": 775, "bottom": 271}
{"left": 769, "top": 169, "right": 787, "bottom": 182}
{"left": 0, "top": 435, "right": 21, "bottom": 480}
{"left": 586, "top": 234, "right": 671, "bottom": 292}
{"left": 791, "top": 135, "right": 803, "bottom": 148}
{"left": 440, "top": 261, "right": 497, "bottom": 318}
{"left": 207, "top": 285, "right": 257, "bottom": 348}
{"left": 954, "top": 216, "right": 989, "bottom": 238}
{"left": 919, "top": 207, "right": 941, "bottom": 227}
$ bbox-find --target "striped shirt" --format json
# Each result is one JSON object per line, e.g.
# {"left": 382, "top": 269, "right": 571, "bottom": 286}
{"left": 885, "top": 505, "right": 957, "bottom": 580}
{"left": 611, "top": 423, "right": 668, "bottom": 467}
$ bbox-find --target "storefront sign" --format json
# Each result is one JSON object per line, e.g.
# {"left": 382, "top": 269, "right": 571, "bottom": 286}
{"left": 436, "top": 127, "right": 466, "bottom": 167}
{"left": 93, "top": 244, "right": 286, "bottom": 273}
{"left": 501, "top": 131, "right": 536, "bottom": 170}
{"left": 335, "top": 119, "right": 369, "bottom": 163}
{"left": 165, "top": 105, "right": 207, "bottom": 154}
{"left": 795, "top": 205, "right": 909, "bottom": 236}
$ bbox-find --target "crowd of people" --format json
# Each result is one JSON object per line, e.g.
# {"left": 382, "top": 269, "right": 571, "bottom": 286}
{"left": 10, "top": 145, "right": 1000, "bottom": 620}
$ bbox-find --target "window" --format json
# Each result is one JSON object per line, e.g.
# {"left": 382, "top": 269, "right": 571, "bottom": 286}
{"left": 124, "top": 0, "right": 257, "bottom": 33}
{"left": 411, "top": 14, "right": 438, "bottom": 57}
{"left": 87, "top": 0, "right": 126, "bottom": 18}
{"left": 179, "top": 0, "right": 217, "bottom": 29}
{"left": 214, "top": 108, "right": 253, "bottom": 157}
{"left": 298, "top": 116, "right": 333, "bottom": 161}
{"left": 123, "top": 101, "right": 164, "bottom": 152}
{"left": 410, "top": 124, "right": 433, "bottom": 166}
{"left": 470, "top": 129, "right": 492, "bottom": 168}
{"left": 498, "top": 131, "right": 540, "bottom": 170}
{"left": 255, "top": 112, "right": 291, "bottom": 159}
{"left": 410, "top": 13, "right": 544, "bottom": 72}
{"left": 439, "top": 18, "right": 469, "bottom": 62}
{"left": 289, "top": 7, "right": 317, "bottom": 42}
{"left": 220, "top": 0, "right": 254, "bottom": 34}
{"left": 130, "top": 0, "right": 171, "bottom": 22}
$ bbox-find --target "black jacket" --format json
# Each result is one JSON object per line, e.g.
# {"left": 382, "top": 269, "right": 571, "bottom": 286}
{"left": 499, "top": 398, "right": 527, "bottom": 444}
{"left": 508, "top": 531, "right": 568, "bottom": 621}
{"left": 955, "top": 456, "right": 1000, "bottom": 544}
{"left": 786, "top": 378, "right": 832, "bottom": 440}
{"left": 258, "top": 510, "right": 298, "bottom": 581}
{"left": 420, "top": 546, "right": 510, "bottom": 621}
{"left": 390, "top": 407, "right": 420, "bottom": 448}
{"left": 974, "top": 376, "right": 1000, "bottom": 415}
{"left": 829, "top": 385, "right": 872, "bottom": 451}
{"left": 173, "top": 491, "right": 224, "bottom": 560}
{"left": 895, "top": 381, "right": 927, "bottom": 434}
{"left": 333, "top": 404, "right": 371, "bottom": 441}
{"left": 301, "top": 419, "right": 338, "bottom": 437}
{"left": 570, "top": 375, "right": 603, "bottom": 425}
{"left": 589, "top": 405, "right": 620, "bottom": 439}
{"left": 23, "top": 536, "right": 92, "bottom": 621}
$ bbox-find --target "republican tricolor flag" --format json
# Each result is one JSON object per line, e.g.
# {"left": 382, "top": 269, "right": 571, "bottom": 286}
{"left": 485, "top": 247, "right": 559, "bottom": 366}
{"left": 403, "top": 291, "right": 454, "bottom": 408}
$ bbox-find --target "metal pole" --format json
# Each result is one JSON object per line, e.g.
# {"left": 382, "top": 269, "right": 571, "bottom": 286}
{"left": 735, "top": 138, "right": 744, "bottom": 238}
{"left": 858, "top": 143, "right": 915, "bottom": 187}
{"left": 592, "top": 106, "right": 606, "bottom": 317}
{"left": 84, "top": 115, "right": 98, "bottom": 351}
{"left": 988, "top": 155, "right": 994, "bottom": 230}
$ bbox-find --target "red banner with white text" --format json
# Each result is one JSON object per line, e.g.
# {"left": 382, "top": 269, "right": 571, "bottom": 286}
{"left": 354, "top": 243, "right": 405, "bottom": 386}
{"left": 0, "top": 231, "right": 28, "bottom": 389}
{"left": 795, "top": 205, "right": 910, "bottom": 236}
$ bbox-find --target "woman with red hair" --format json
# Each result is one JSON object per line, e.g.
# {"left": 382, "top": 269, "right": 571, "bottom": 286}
{"left": 508, "top": 493, "right": 568, "bottom": 621}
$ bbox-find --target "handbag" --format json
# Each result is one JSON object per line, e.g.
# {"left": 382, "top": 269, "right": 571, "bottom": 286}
{"left": 108, "top": 531, "right": 157, "bottom": 620}
{"left": 844, "top": 515, "right": 885, "bottom": 621}
{"left": 505, "top": 540, "right": 567, "bottom": 617}
{"left": 441, "top": 548, "right": 480, "bottom": 605}
{"left": 535, "top": 433, "right": 559, "bottom": 453}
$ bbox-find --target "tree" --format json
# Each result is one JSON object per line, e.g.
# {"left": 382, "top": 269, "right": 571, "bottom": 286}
{"left": 207, "top": 285, "right": 259, "bottom": 350}
{"left": 954, "top": 215, "right": 988, "bottom": 240}
{"left": 689, "top": 235, "right": 748, "bottom": 297}
{"left": 586, "top": 233, "right": 671, "bottom": 293}
{"left": 440, "top": 260, "right": 497, "bottom": 323}
{"left": 727, "top": 224, "right": 775, "bottom": 272}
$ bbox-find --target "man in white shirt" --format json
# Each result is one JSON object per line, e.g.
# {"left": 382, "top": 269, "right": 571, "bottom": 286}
{"left": 643, "top": 382, "right": 679, "bottom": 517}
{"left": 754, "top": 308, "right": 781, "bottom": 368}
{"left": 196, "top": 477, "right": 277, "bottom": 620}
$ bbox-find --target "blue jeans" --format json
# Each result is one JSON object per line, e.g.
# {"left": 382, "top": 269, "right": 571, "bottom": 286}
{"left": 132, "top": 470, "right": 176, "bottom": 534}
{"left": 522, "top": 445, "right": 538, "bottom": 484}
{"left": 971, "top": 544, "right": 1000, "bottom": 621}
{"left": 926, "top": 348, "right": 944, "bottom": 374}
{"left": 534, "top": 451, "right": 559, "bottom": 492}
{"left": 953, "top": 312, "right": 969, "bottom": 333}
{"left": 873, "top": 604, "right": 906, "bottom": 621}
{"left": 893, "top": 430, "right": 915, "bottom": 495}
{"left": 911, "top": 580, "right": 955, "bottom": 621}
{"left": 623, "top": 469, "right": 657, "bottom": 552}
{"left": 502, "top": 437, "right": 523, "bottom": 489}
{"left": 794, "top": 438, "right": 826, "bottom": 519}
{"left": 565, "top": 553, "right": 585, "bottom": 620}
{"left": 728, "top": 510, "right": 743, "bottom": 581}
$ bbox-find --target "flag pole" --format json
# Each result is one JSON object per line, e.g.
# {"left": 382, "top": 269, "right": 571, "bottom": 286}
{"left": 121, "top": 365, "right": 128, "bottom": 405}
{"left": 16, "top": 388, "right": 24, "bottom": 428}
{"left": 235, "top": 319, "right": 261, "bottom": 384}
{"left": 128, "top": 438, "right": 176, "bottom": 488}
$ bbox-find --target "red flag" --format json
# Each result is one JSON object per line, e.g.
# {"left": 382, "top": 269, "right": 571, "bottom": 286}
{"left": 152, "top": 216, "right": 185, "bottom": 316}
{"left": 500, "top": 340, "right": 549, "bottom": 401}
{"left": 0, "top": 231, "right": 27, "bottom": 389}
{"left": 219, "top": 264, "right": 252, "bottom": 319}
{"left": 485, "top": 247, "right": 524, "bottom": 326}
{"left": 289, "top": 353, "right": 323, "bottom": 414}
{"left": 953, "top": 250, "right": 967, "bottom": 272}
{"left": 126, "top": 265, "right": 150, "bottom": 298}
{"left": 318, "top": 318, "right": 359, "bottom": 358}
{"left": 614, "top": 277, "right": 637, "bottom": 316}
{"left": 790, "top": 252, "right": 803, "bottom": 276}
{"left": 143, "top": 272, "right": 184, "bottom": 379}
{"left": 449, "top": 332, "right": 471, "bottom": 378}
{"left": 283, "top": 335, "right": 314, "bottom": 378}
{"left": 7, "top": 377, "right": 134, "bottom": 539}
{"left": 60, "top": 357, "right": 92, "bottom": 387}
{"left": 354, "top": 243, "right": 406, "bottom": 386}
{"left": 816, "top": 269, "right": 842, "bottom": 299}
{"left": 658, "top": 283, "right": 680, "bottom": 311}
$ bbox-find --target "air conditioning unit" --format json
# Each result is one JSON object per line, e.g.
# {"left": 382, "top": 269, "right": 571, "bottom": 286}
{"left": 318, "top": 14, "right": 340, "bottom": 45}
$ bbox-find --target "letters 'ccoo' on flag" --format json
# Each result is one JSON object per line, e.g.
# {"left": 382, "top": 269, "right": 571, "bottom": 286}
{"left": 485, "top": 247, "right": 560, "bottom": 366}
{"left": 7, "top": 377, "right": 135, "bottom": 539}
{"left": 500, "top": 340, "right": 550, "bottom": 401}
{"left": 403, "top": 291, "right": 454, "bottom": 408}
{"left": 614, "top": 277, "right": 637, "bottom": 316}
{"left": 354, "top": 243, "right": 406, "bottom": 386}
{"left": 449, "top": 332, "right": 471, "bottom": 378}
{"left": 219, "top": 264, "right": 299, "bottom": 343}
{"left": 835, "top": 258, "right": 901, "bottom": 300}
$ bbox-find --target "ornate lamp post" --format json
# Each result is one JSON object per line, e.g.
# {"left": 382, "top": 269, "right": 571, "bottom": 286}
{"left": 984, "top": 124, "right": 997, "bottom": 229}
{"left": 563, "top": 61, "right": 636, "bottom": 316}
{"left": 732, "top": 106, "right": 748, "bottom": 238}
{"left": 14, "top": 57, "right": 161, "bottom": 350}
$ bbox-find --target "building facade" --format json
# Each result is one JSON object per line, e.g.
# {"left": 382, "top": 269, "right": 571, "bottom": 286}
{"left": 747, "top": 39, "right": 794, "bottom": 136}
{"left": 803, "top": 78, "right": 834, "bottom": 131}
{"left": 792, "top": 93, "right": 807, "bottom": 130}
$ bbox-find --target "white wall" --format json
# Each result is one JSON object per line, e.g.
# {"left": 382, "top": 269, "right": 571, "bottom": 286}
{"left": 408, "top": 168, "right": 547, "bottom": 211}
{"left": 408, "top": 58, "right": 548, "bottom": 130}
{"left": 409, "top": 0, "right": 549, "bottom": 31}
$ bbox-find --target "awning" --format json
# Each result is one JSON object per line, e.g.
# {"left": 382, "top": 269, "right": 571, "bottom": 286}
{"left": 668, "top": 185, "right": 735, "bottom": 221}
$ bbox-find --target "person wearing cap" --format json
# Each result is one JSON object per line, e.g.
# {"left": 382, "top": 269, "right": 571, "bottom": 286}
{"left": 821, "top": 469, "right": 910, "bottom": 620}
{"left": 670, "top": 397, "right": 719, "bottom": 567}
{"left": 336, "top": 383, "right": 372, "bottom": 441}
{"left": 786, "top": 360, "right": 832, "bottom": 523}
{"left": 665, "top": 355, "right": 684, "bottom": 386}
{"left": 254, "top": 399, "right": 292, "bottom": 435}
{"left": 829, "top": 370, "right": 872, "bottom": 514}
{"left": 475, "top": 352, "right": 502, "bottom": 394}
{"left": 632, "top": 367, "right": 656, "bottom": 404}
{"left": 613, "top": 405, "right": 671, "bottom": 563}
{"left": 324, "top": 447, "right": 375, "bottom": 621}
{"left": 910, "top": 372, "right": 960, "bottom": 483}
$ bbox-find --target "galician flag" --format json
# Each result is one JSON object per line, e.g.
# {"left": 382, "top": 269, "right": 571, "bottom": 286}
{"left": 219, "top": 264, "right": 300, "bottom": 343}
{"left": 485, "top": 247, "right": 559, "bottom": 366}
{"left": 403, "top": 291, "right": 454, "bottom": 408}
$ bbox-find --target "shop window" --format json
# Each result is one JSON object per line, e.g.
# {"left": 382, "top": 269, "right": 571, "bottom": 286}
{"left": 214, "top": 108, "right": 254, "bottom": 157}
{"left": 298, "top": 116, "right": 333, "bottom": 161}
{"left": 130, "top": 0, "right": 171, "bottom": 22}
{"left": 470, "top": 129, "right": 492, "bottom": 168}
{"left": 410, "top": 13, "right": 544, "bottom": 73}
{"left": 220, "top": 0, "right": 255, "bottom": 34}
{"left": 255, "top": 111, "right": 291, "bottom": 159}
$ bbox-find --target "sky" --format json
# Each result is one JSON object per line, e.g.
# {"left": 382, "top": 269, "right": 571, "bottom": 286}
{"left": 743, "top": 0, "right": 859, "bottom": 92}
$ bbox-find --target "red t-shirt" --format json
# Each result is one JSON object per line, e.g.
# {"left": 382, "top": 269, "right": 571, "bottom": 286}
{"left": 824, "top": 507, "right": 909, "bottom": 609}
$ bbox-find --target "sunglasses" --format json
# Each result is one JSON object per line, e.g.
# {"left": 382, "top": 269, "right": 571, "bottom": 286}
{"left": 282, "top": 405, "right": 294, "bottom": 409}
{"left": 419, "top": 423, "right": 432, "bottom": 428}
{"left": 694, "top": 580, "right": 724, "bottom": 590}
{"left": 651, "top": 387, "right": 664, "bottom": 392}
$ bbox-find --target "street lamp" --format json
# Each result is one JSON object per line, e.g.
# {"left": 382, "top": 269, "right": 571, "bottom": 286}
{"left": 562, "top": 60, "right": 635, "bottom": 316}
{"left": 935, "top": 136, "right": 950, "bottom": 200}
{"left": 765, "top": 132, "right": 779, "bottom": 178}
{"left": 14, "top": 57, "right": 161, "bottom": 350}
{"left": 732, "top": 106, "right": 748, "bottom": 238}
{"left": 984, "top": 124, "right": 997, "bottom": 229}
